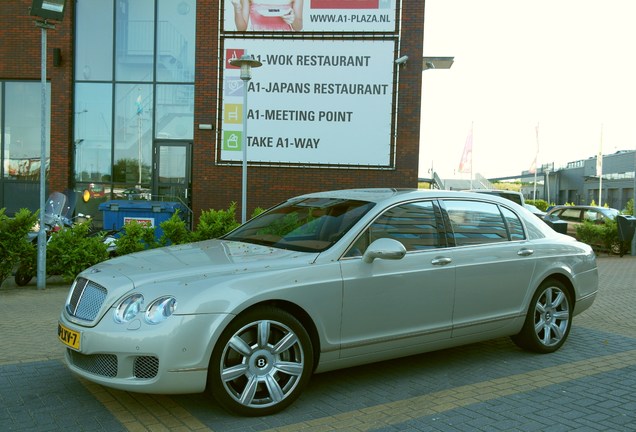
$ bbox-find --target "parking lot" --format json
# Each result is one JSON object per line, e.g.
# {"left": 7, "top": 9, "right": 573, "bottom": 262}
{"left": 1, "top": 255, "right": 635, "bottom": 432}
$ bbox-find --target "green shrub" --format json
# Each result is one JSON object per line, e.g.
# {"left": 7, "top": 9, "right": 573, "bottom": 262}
{"left": 526, "top": 199, "right": 549, "bottom": 212}
{"left": 114, "top": 220, "right": 158, "bottom": 256}
{"left": 576, "top": 219, "right": 620, "bottom": 254}
{"left": 0, "top": 208, "right": 38, "bottom": 283}
{"left": 191, "top": 202, "right": 240, "bottom": 241}
{"left": 46, "top": 222, "right": 110, "bottom": 282}
{"left": 159, "top": 211, "right": 191, "bottom": 246}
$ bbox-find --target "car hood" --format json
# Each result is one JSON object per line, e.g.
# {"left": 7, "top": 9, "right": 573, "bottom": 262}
{"left": 84, "top": 239, "right": 320, "bottom": 290}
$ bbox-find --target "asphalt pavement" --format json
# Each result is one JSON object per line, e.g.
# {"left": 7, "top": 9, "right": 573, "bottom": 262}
{"left": 1, "top": 256, "right": 635, "bottom": 432}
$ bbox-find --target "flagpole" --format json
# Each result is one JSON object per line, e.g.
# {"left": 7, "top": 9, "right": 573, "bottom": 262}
{"left": 533, "top": 123, "right": 539, "bottom": 200}
{"left": 470, "top": 122, "right": 475, "bottom": 189}
{"left": 598, "top": 124, "right": 603, "bottom": 206}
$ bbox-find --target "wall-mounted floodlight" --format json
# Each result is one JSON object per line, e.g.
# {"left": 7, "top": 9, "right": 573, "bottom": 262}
{"left": 423, "top": 56, "right": 454, "bottom": 70}
{"left": 395, "top": 55, "right": 409, "bottom": 65}
{"left": 30, "top": 0, "right": 66, "bottom": 21}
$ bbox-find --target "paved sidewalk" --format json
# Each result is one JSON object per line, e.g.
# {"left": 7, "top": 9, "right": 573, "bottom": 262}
{"left": 1, "top": 256, "right": 635, "bottom": 431}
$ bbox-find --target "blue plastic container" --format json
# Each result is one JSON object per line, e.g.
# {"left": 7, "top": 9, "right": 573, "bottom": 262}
{"left": 99, "top": 200, "right": 186, "bottom": 240}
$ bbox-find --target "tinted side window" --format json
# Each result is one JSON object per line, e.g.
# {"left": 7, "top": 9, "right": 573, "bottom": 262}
{"left": 444, "top": 200, "right": 508, "bottom": 246}
{"left": 349, "top": 201, "right": 445, "bottom": 255}
{"left": 559, "top": 208, "right": 582, "bottom": 222}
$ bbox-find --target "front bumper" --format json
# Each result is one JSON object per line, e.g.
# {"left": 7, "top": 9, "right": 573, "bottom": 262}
{"left": 59, "top": 311, "right": 230, "bottom": 394}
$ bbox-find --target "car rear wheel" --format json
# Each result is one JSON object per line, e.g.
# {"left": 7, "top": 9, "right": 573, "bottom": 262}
{"left": 511, "top": 279, "right": 572, "bottom": 353}
{"left": 208, "top": 306, "right": 313, "bottom": 416}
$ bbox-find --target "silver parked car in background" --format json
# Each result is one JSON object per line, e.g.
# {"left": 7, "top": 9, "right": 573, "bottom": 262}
{"left": 58, "top": 189, "right": 598, "bottom": 416}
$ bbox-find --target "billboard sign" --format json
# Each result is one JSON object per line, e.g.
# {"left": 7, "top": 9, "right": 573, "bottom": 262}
{"left": 220, "top": 38, "right": 395, "bottom": 167}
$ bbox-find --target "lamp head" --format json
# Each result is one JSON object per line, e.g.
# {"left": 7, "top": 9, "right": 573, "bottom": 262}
{"left": 30, "top": 0, "right": 66, "bottom": 21}
{"left": 229, "top": 54, "right": 263, "bottom": 81}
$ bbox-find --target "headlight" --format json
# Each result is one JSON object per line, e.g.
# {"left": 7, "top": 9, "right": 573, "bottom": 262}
{"left": 113, "top": 293, "right": 144, "bottom": 323}
{"left": 145, "top": 296, "right": 177, "bottom": 324}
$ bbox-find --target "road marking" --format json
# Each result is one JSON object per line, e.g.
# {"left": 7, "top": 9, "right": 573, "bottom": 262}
{"left": 263, "top": 349, "right": 636, "bottom": 432}
{"left": 79, "top": 379, "right": 212, "bottom": 432}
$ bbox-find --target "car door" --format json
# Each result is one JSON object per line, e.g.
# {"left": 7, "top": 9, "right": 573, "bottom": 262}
{"left": 339, "top": 200, "right": 455, "bottom": 359}
{"left": 441, "top": 199, "right": 537, "bottom": 338}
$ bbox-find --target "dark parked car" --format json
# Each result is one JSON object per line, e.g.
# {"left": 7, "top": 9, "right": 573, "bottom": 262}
{"left": 545, "top": 205, "right": 620, "bottom": 238}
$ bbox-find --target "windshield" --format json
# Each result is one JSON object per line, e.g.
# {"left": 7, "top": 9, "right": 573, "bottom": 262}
{"left": 224, "top": 198, "right": 375, "bottom": 252}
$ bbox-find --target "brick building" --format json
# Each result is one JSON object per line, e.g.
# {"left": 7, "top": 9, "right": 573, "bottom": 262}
{"left": 0, "top": 0, "right": 426, "bottom": 227}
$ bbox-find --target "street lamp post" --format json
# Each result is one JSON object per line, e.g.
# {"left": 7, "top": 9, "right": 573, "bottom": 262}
{"left": 29, "top": 0, "right": 66, "bottom": 290}
{"left": 229, "top": 54, "right": 262, "bottom": 223}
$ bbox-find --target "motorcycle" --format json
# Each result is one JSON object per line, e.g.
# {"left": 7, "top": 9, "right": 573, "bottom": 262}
{"left": 14, "top": 191, "right": 94, "bottom": 286}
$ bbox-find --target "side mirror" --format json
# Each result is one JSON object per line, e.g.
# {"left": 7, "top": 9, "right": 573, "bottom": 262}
{"left": 362, "top": 238, "right": 407, "bottom": 263}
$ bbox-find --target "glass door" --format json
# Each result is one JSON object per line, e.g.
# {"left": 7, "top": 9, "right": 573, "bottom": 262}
{"left": 154, "top": 141, "right": 192, "bottom": 222}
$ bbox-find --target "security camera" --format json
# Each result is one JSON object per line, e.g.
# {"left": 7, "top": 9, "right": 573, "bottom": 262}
{"left": 395, "top": 55, "right": 409, "bottom": 65}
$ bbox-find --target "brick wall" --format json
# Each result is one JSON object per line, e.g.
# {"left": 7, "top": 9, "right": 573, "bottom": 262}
{"left": 0, "top": 0, "right": 73, "bottom": 194}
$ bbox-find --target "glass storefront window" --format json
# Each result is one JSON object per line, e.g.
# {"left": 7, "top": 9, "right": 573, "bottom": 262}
{"left": 75, "top": 0, "right": 114, "bottom": 81}
{"left": 157, "top": 0, "right": 196, "bottom": 83}
{"left": 74, "top": 83, "right": 113, "bottom": 183}
{"left": 155, "top": 84, "right": 194, "bottom": 139}
{"left": 114, "top": 84, "right": 153, "bottom": 185}
{"left": 3, "top": 82, "right": 50, "bottom": 180}
{"left": 116, "top": 0, "right": 155, "bottom": 82}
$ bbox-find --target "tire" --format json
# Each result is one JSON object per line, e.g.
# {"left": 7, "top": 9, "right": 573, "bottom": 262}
{"left": 511, "top": 279, "right": 573, "bottom": 353}
{"left": 15, "top": 264, "right": 33, "bottom": 287}
{"left": 208, "top": 306, "right": 314, "bottom": 416}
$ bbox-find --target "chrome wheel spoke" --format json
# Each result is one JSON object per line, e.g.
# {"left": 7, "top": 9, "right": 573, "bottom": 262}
{"left": 274, "top": 360, "right": 304, "bottom": 376}
{"left": 534, "top": 318, "right": 547, "bottom": 334}
{"left": 221, "top": 363, "right": 249, "bottom": 382}
{"left": 238, "top": 375, "right": 259, "bottom": 405}
{"left": 551, "top": 290, "right": 565, "bottom": 309}
{"left": 273, "top": 332, "right": 299, "bottom": 355}
{"left": 264, "top": 374, "right": 285, "bottom": 402}
{"left": 229, "top": 335, "right": 253, "bottom": 357}
{"left": 258, "top": 321, "right": 271, "bottom": 348}
{"left": 549, "top": 322, "right": 564, "bottom": 341}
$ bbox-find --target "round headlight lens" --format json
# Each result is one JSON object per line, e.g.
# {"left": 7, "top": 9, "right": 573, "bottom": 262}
{"left": 145, "top": 296, "right": 177, "bottom": 324}
{"left": 113, "top": 294, "right": 144, "bottom": 323}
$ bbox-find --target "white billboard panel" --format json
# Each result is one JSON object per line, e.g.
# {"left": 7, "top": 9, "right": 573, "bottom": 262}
{"left": 222, "top": 0, "right": 397, "bottom": 33}
{"left": 221, "top": 38, "right": 395, "bottom": 166}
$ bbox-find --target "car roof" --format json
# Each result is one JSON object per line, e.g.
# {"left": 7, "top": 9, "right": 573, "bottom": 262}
{"left": 293, "top": 188, "right": 524, "bottom": 207}
{"left": 548, "top": 205, "right": 618, "bottom": 212}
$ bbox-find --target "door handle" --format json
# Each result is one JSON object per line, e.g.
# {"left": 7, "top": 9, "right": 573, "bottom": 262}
{"left": 517, "top": 248, "right": 534, "bottom": 256}
{"left": 431, "top": 256, "right": 452, "bottom": 266}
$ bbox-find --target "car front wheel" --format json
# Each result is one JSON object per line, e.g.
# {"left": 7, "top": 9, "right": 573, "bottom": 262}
{"left": 511, "top": 279, "right": 573, "bottom": 353}
{"left": 208, "top": 306, "right": 313, "bottom": 416}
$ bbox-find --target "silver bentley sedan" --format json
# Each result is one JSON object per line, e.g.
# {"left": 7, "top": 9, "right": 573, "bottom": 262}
{"left": 58, "top": 189, "right": 598, "bottom": 416}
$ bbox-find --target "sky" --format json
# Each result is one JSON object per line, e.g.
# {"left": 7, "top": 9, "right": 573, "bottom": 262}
{"left": 419, "top": 0, "right": 636, "bottom": 180}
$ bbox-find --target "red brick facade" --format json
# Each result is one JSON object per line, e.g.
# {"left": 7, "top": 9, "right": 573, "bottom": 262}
{"left": 2, "top": 1, "right": 425, "bottom": 221}
{"left": 1, "top": 0, "right": 74, "bottom": 194}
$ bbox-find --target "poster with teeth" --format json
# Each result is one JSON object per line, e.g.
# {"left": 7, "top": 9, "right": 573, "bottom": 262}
{"left": 222, "top": 0, "right": 397, "bottom": 33}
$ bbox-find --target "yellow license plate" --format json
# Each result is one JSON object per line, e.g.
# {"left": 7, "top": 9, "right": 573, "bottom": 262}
{"left": 58, "top": 322, "right": 81, "bottom": 350}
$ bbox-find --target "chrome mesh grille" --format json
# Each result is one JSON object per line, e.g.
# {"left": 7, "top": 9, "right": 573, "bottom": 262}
{"left": 134, "top": 356, "right": 159, "bottom": 379}
{"left": 68, "top": 349, "right": 117, "bottom": 378}
{"left": 66, "top": 277, "right": 107, "bottom": 322}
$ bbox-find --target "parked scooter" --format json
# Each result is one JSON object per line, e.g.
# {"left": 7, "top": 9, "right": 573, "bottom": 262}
{"left": 15, "top": 192, "right": 77, "bottom": 286}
